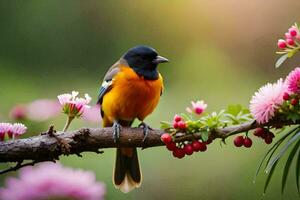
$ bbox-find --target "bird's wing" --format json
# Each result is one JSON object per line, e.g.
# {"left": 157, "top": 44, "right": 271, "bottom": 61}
{"left": 97, "top": 61, "right": 121, "bottom": 105}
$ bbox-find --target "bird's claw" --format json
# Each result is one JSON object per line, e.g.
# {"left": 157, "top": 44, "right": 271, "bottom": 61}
{"left": 139, "top": 122, "right": 153, "bottom": 143}
{"left": 113, "top": 121, "right": 122, "bottom": 143}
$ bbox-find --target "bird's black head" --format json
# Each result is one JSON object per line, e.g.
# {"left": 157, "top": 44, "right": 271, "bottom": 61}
{"left": 123, "top": 45, "right": 168, "bottom": 80}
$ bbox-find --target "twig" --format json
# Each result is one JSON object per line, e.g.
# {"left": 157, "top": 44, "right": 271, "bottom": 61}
{"left": 0, "top": 118, "right": 298, "bottom": 175}
{"left": 0, "top": 161, "right": 37, "bottom": 175}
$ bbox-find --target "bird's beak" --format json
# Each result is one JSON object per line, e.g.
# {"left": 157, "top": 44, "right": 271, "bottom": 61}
{"left": 153, "top": 55, "right": 169, "bottom": 64}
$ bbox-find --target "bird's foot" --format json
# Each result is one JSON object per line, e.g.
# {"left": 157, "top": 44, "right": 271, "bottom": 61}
{"left": 113, "top": 121, "right": 122, "bottom": 143}
{"left": 139, "top": 122, "right": 153, "bottom": 143}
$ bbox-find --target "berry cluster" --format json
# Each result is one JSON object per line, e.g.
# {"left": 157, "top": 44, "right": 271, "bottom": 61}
{"left": 277, "top": 24, "right": 300, "bottom": 49}
{"left": 161, "top": 133, "right": 208, "bottom": 159}
{"left": 253, "top": 127, "right": 275, "bottom": 144}
{"left": 282, "top": 92, "right": 299, "bottom": 106}
{"left": 233, "top": 136, "right": 252, "bottom": 148}
{"left": 278, "top": 90, "right": 300, "bottom": 122}
{"left": 172, "top": 115, "right": 187, "bottom": 130}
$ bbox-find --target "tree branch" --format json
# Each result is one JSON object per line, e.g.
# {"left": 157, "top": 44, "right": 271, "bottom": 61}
{"left": 0, "top": 119, "right": 299, "bottom": 172}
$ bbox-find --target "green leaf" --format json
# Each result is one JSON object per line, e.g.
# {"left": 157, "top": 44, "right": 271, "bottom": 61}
{"left": 226, "top": 104, "right": 243, "bottom": 116}
{"left": 287, "top": 50, "right": 297, "bottom": 58}
{"left": 160, "top": 121, "right": 172, "bottom": 130}
{"left": 296, "top": 148, "right": 300, "bottom": 194}
{"left": 275, "top": 54, "right": 288, "bottom": 68}
{"left": 239, "top": 115, "right": 252, "bottom": 122}
{"left": 264, "top": 161, "right": 278, "bottom": 194}
{"left": 281, "top": 139, "right": 300, "bottom": 194}
{"left": 265, "top": 129, "right": 299, "bottom": 168}
{"left": 224, "top": 105, "right": 252, "bottom": 125}
{"left": 181, "top": 113, "right": 192, "bottom": 121}
{"left": 201, "top": 130, "right": 209, "bottom": 142}
{"left": 287, "top": 112, "right": 300, "bottom": 122}
{"left": 254, "top": 127, "right": 299, "bottom": 182}
{"left": 266, "top": 131, "right": 300, "bottom": 173}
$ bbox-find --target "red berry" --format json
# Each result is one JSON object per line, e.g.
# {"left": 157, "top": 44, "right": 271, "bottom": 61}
{"left": 173, "top": 148, "right": 185, "bottom": 158}
{"left": 234, "top": 136, "right": 244, "bottom": 147}
{"left": 268, "top": 132, "right": 275, "bottom": 138}
{"left": 291, "top": 98, "right": 299, "bottom": 106}
{"left": 283, "top": 92, "right": 290, "bottom": 101}
{"left": 184, "top": 144, "right": 194, "bottom": 155}
{"left": 286, "top": 38, "right": 295, "bottom": 46}
{"left": 161, "top": 133, "right": 172, "bottom": 144}
{"left": 192, "top": 141, "right": 201, "bottom": 152}
{"left": 173, "top": 122, "right": 179, "bottom": 129}
{"left": 174, "top": 115, "right": 182, "bottom": 122}
{"left": 243, "top": 137, "right": 252, "bottom": 148}
{"left": 178, "top": 121, "right": 187, "bottom": 129}
{"left": 254, "top": 127, "right": 265, "bottom": 137}
{"left": 166, "top": 142, "right": 177, "bottom": 151}
{"left": 261, "top": 132, "right": 268, "bottom": 139}
{"left": 264, "top": 137, "right": 273, "bottom": 144}
{"left": 199, "top": 142, "right": 207, "bottom": 152}
{"left": 277, "top": 39, "right": 287, "bottom": 49}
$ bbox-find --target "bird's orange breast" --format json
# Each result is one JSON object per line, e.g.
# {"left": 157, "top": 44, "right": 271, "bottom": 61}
{"left": 102, "top": 65, "right": 163, "bottom": 123}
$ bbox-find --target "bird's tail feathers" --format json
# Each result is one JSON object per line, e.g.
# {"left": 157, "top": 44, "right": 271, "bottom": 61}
{"left": 113, "top": 148, "right": 141, "bottom": 193}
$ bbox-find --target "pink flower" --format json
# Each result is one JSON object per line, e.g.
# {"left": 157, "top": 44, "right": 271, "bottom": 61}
{"left": 0, "top": 123, "right": 12, "bottom": 141}
{"left": 285, "top": 32, "right": 292, "bottom": 39}
{"left": 289, "top": 26, "right": 298, "bottom": 37}
{"left": 285, "top": 67, "right": 300, "bottom": 94}
{"left": 277, "top": 24, "right": 300, "bottom": 51}
{"left": 186, "top": 100, "right": 207, "bottom": 115}
{"left": 82, "top": 105, "right": 101, "bottom": 123}
{"left": 250, "top": 79, "right": 287, "bottom": 124}
{"left": 0, "top": 123, "right": 27, "bottom": 140}
{"left": 9, "top": 105, "right": 27, "bottom": 120}
{"left": 11, "top": 123, "right": 27, "bottom": 137}
{"left": 0, "top": 162, "right": 106, "bottom": 200}
{"left": 277, "top": 39, "right": 287, "bottom": 49}
{"left": 286, "top": 38, "right": 295, "bottom": 46}
{"left": 57, "top": 91, "right": 92, "bottom": 118}
{"left": 27, "top": 99, "right": 61, "bottom": 121}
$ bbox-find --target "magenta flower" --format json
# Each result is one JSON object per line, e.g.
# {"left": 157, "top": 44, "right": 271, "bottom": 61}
{"left": 250, "top": 79, "right": 287, "bottom": 124}
{"left": 285, "top": 67, "right": 300, "bottom": 94}
{"left": 58, "top": 91, "right": 91, "bottom": 118}
{"left": 0, "top": 162, "right": 106, "bottom": 200}
{"left": 0, "top": 123, "right": 12, "bottom": 141}
{"left": 289, "top": 26, "right": 299, "bottom": 37}
{"left": 0, "top": 123, "right": 12, "bottom": 140}
{"left": 186, "top": 100, "right": 207, "bottom": 115}
{"left": 82, "top": 105, "right": 101, "bottom": 123}
{"left": 277, "top": 39, "right": 287, "bottom": 49}
{"left": 27, "top": 99, "right": 61, "bottom": 121}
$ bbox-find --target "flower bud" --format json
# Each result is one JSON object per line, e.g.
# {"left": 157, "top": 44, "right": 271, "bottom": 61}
{"left": 277, "top": 39, "right": 287, "bottom": 49}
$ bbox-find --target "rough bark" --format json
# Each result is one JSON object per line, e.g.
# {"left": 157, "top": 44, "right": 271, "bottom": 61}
{"left": 0, "top": 119, "right": 298, "bottom": 173}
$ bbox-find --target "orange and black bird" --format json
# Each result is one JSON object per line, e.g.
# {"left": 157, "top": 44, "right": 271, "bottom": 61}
{"left": 97, "top": 45, "right": 168, "bottom": 193}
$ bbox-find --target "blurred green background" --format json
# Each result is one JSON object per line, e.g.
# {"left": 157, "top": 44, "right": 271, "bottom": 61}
{"left": 0, "top": 0, "right": 300, "bottom": 199}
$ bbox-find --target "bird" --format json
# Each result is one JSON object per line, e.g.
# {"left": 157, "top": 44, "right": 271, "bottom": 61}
{"left": 97, "top": 45, "right": 168, "bottom": 193}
